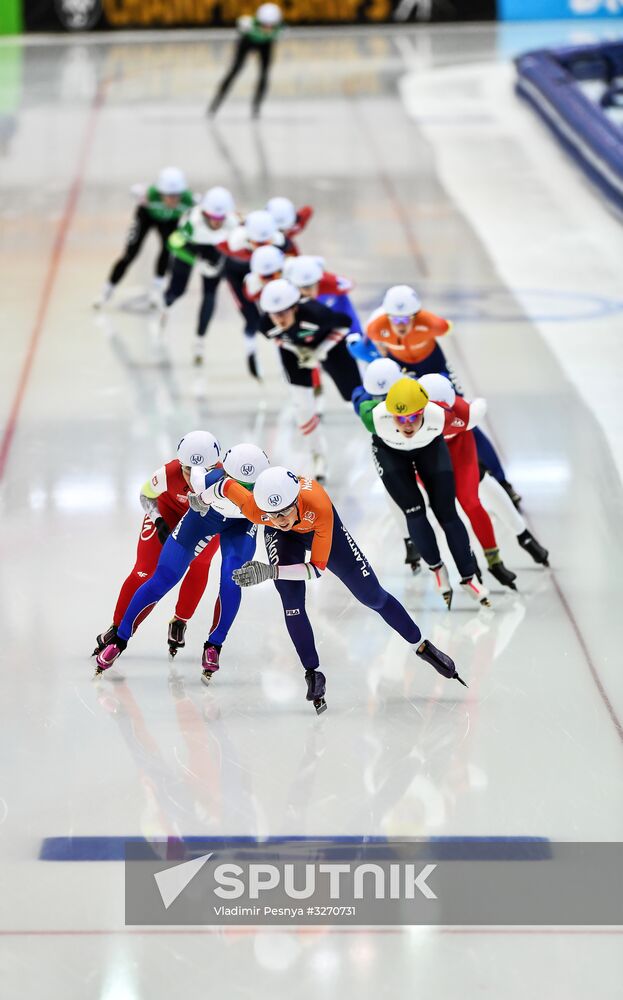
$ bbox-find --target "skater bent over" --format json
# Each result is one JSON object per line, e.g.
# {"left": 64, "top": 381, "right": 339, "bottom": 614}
{"left": 95, "top": 167, "right": 194, "bottom": 309}
{"left": 189, "top": 466, "right": 466, "bottom": 713}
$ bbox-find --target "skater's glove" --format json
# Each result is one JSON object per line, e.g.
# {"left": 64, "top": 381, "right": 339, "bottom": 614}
{"left": 154, "top": 517, "right": 170, "bottom": 544}
{"left": 232, "top": 561, "right": 278, "bottom": 587}
{"left": 187, "top": 492, "right": 211, "bottom": 515}
{"left": 197, "top": 258, "right": 222, "bottom": 279}
{"left": 295, "top": 346, "right": 318, "bottom": 369}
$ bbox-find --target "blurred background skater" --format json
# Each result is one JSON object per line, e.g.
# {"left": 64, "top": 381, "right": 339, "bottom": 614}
{"left": 208, "top": 3, "right": 284, "bottom": 119}
{"left": 94, "top": 167, "right": 194, "bottom": 309}
{"left": 162, "top": 186, "right": 238, "bottom": 365}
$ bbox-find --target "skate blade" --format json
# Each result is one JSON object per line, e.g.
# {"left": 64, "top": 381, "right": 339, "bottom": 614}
{"left": 480, "top": 597, "right": 492, "bottom": 608}
{"left": 454, "top": 673, "right": 468, "bottom": 688}
{"left": 409, "top": 562, "right": 422, "bottom": 576}
{"left": 93, "top": 666, "right": 105, "bottom": 680}
{"left": 201, "top": 671, "right": 216, "bottom": 687}
{"left": 168, "top": 648, "right": 178, "bottom": 660}
{"left": 314, "top": 698, "right": 327, "bottom": 715}
{"left": 443, "top": 591, "right": 453, "bottom": 610}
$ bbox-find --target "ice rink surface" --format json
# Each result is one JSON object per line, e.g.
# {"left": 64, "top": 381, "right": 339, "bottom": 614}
{"left": 1, "top": 19, "right": 623, "bottom": 999}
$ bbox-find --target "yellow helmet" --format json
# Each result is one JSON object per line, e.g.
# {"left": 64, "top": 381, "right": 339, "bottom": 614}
{"left": 385, "top": 377, "right": 429, "bottom": 416}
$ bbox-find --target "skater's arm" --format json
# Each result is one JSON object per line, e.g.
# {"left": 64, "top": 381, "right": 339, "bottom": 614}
{"left": 414, "top": 310, "right": 452, "bottom": 339}
{"left": 220, "top": 478, "right": 265, "bottom": 523}
{"left": 357, "top": 398, "right": 381, "bottom": 433}
{"left": 139, "top": 465, "right": 167, "bottom": 516}
{"left": 168, "top": 226, "right": 197, "bottom": 266}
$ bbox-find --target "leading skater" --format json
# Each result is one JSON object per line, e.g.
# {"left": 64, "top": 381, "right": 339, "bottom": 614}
{"left": 189, "top": 466, "right": 466, "bottom": 713}
{"left": 208, "top": 3, "right": 284, "bottom": 119}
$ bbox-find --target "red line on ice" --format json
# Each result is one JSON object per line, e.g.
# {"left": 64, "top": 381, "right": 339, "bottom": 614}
{"left": 0, "top": 81, "right": 107, "bottom": 483}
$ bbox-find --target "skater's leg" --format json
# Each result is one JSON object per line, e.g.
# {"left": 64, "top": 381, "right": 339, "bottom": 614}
{"left": 109, "top": 206, "right": 152, "bottom": 286}
{"left": 479, "top": 471, "right": 526, "bottom": 534}
{"left": 112, "top": 515, "right": 166, "bottom": 625}
{"left": 252, "top": 41, "right": 273, "bottom": 114}
{"left": 415, "top": 438, "right": 476, "bottom": 580}
{"left": 472, "top": 426, "right": 507, "bottom": 483}
{"left": 117, "top": 509, "right": 222, "bottom": 640}
{"left": 265, "top": 527, "right": 320, "bottom": 669}
{"left": 208, "top": 522, "right": 258, "bottom": 646}
{"left": 450, "top": 433, "right": 497, "bottom": 551}
{"left": 209, "top": 36, "right": 252, "bottom": 113}
{"left": 174, "top": 535, "right": 220, "bottom": 621}
{"left": 326, "top": 511, "right": 422, "bottom": 645}
{"left": 155, "top": 219, "right": 176, "bottom": 278}
{"left": 197, "top": 274, "right": 220, "bottom": 337}
{"left": 371, "top": 438, "right": 441, "bottom": 567}
{"left": 164, "top": 256, "right": 193, "bottom": 308}
{"left": 320, "top": 339, "right": 362, "bottom": 400}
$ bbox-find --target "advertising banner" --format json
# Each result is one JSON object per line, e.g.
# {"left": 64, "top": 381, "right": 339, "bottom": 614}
{"left": 499, "top": 0, "right": 623, "bottom": 20}
{"left": 23, "top": 0, "right": 495, "bottom": 32}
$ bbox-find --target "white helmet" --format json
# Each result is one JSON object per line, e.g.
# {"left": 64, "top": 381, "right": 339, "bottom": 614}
{"left": 201, "top": 186, "right": 234, "bottom": 219}
{"left": 156, "top": 167, "right": 187, "bottom": 196}
{"left": 254, "top": 466, "right": 300, "bottom": 512}
{"left": 256, "top": 2, "right": 282, "bottom": 25}
{"left": 266, "top": 196, "right": 296, "bottom": 231}
{"left": 223, "top": 443, "right": 270, "bottom": 485}
{"left": 284, "top": 255, "right": 324, "bottom": 289}
{"left": 260, "top": 278, "right": 300, "bottom": 314}
{"left": 382, "top": 284, "right": 421, "bottom": 318}
{"left": 250, "top": 244, "right": 285, "bottom": 277}
{"left": 363, "top": 357, "right": 402, "bottom": 397}
{"left": 177, "top": 430, "right": 221, "bottom": 468}
{"left": 245, "top": 210, "right": 277, "bottom": 245}
{"left": 417, "top": 373, "right": 456, "bottom": 408}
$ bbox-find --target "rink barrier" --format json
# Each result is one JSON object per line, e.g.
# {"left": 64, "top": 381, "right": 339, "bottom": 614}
{"left": 515, "top": 41, "right": 623, "bottom": 217}
{"left": 39, "top": 835, "right": 551, "bottom": 862}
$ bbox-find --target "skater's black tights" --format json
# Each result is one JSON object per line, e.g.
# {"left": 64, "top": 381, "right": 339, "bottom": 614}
{"left": 372, "top": 436, "right": 476, "bottom": 578}
{"left": 109, "top": 206, "right": 175, "bottom": 285}
{"left": 165, "top": 257, "right": 221, "bottom": 337}
{"left": 211, "top": 37, "right": 274, "bottom": 113}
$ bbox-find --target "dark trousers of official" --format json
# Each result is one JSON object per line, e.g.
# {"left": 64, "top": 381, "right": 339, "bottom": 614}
{"left": 109, "top": 206, "right": 176, "bottom": 285}
{"left": 211, "top": 37, "right": 274, "bottom": 113}
{"left": 371, "top": 434, "right": 476, "bottom": 579}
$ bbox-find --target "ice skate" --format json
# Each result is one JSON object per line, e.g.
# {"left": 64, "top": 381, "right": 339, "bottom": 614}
{"left": 416, "top": 639, "right": 467, "bottom": 687}
{"left": 201, "top": 643, "right": 220, "bottom": 686}
{"left": 312, "top": 452, "right": 327, "bottom": 484}
{"left": 460, "top": 576, "right": 491, "bottom": 608}
{"left": 404, "top": 538, "right": 421, "bottom": 575}
{"left": 430, "top": 562, "right": 452, "bottom": 609}
{"left": 487, "top": 560, "right": 517, "bottom": 590}
{"left": 93, "top": 283, "right": 113, "bottom": 310}
{"left": 305, "top": 669, "right": 327, "bottom": 715}
{"left": 92, "top": 623, "right": 117, "bottom": 657}
{"left": 167, "top": 617, "right": 187, "bottom": 659}
{"left": 193, "top": 336, "right": 205, "bottom": 367}
{"left": 94, "top": 639, "right": 126, "bottom": 677}
{"left": 517, "top": 529, "right": 549, "bottom": 566}
{"left": 148, "top": 277, "right": 165, "bottom": 310}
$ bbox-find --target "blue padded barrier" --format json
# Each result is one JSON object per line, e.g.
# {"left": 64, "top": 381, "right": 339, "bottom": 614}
{"left": 516, "top": 41, "right": 623, "bottom": 217}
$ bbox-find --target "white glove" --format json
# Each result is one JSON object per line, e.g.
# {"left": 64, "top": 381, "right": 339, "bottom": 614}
{"left": 187, "top": 492, "right": 211, "bottom": 515}
{"left": 197, "top": 258, "right": 222, "bottom": 278}
{"left": 295, "top": 346, "right": 318, "bottom": 369}
{"left": 232, "top": 561, "right": 278, "bottom": 587}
